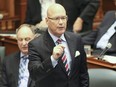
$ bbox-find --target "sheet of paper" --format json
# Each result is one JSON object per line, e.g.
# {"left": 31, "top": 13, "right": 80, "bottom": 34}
{"left": 103, "top": 55, "right": 116, "bottom": 64}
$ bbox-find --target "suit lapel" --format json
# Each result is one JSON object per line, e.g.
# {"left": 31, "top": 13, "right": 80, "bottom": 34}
{"left": 13, "top": 52, "right": 20, "bottom": 86}
{"left": 58, "top": 32, "right": 78, "bottom": 76}
{"left": 64, "top": 32, "right": 76, "bottom": 60}
{"left": 43, "top": 31, "right": 78, "bottom": 76}
{"left": 64, "top": 32, "right": 83, "bottom": 77}
{"left": 64, "top": 33, "right": 76, "bottom": 75}
{"left": 28, "top": 77, "right": 35, "bottom": 87}
{"left": 43, "top": 31, "right": 56, "bottom": 53}
{"left": 14, "top": 52, "right": 34, "bottom": 87}
{"left": 43, "top": 31, "right": 68, "bottom": 75}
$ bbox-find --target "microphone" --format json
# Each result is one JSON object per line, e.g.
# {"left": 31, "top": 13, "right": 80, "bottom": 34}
{"left": 98, "top": 43, "right": 112, "bottom": 60}
{"left": 114, "top": 26, "right": 116, "bottom": 30}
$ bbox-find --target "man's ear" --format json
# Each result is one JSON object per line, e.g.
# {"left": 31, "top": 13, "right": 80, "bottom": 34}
{"left": 45, "top": 17, "right": 49, "bottom": 24}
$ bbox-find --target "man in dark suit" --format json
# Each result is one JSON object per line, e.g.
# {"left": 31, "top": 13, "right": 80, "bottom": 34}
{"left": 0, "top": 24, "right": 38, "bottom": 87}
{"left": 82, "top": 11, "right": 116, "bottom": 56}
{"left": 25, "top": 0, "right": 99, "bottom": 34}
{"left": 28, "top": 4, "right": 89, "bottom": 87}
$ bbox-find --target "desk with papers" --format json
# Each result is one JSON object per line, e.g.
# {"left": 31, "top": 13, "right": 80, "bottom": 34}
{"left": 87, "top": 56, "right": 116, "bottom": 70}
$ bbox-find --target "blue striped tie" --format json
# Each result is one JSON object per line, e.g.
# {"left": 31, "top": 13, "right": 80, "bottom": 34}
{"left": 18, "top": 56, "right": 29, "bottom": 87}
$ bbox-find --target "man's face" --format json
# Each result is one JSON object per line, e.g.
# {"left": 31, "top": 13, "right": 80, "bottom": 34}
{"left": 46, "top": 5, "right": 67, "bottom": 37}
{"left": 17, "top": 26, "right": 34, "bottom": 55}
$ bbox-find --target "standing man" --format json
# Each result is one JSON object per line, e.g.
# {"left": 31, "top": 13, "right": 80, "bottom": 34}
{"left": 0, "top": 24, "right": 37, "bottom": 87}
{"left": 28, "top": 4, "right": 89, "bottom": 87}
{"left": 25, "top": 0, "right": 99, "bottom": 34}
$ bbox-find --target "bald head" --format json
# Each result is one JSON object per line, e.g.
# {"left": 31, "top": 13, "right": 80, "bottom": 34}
{"left": 47, "top": 4, "right": 66, "bottom": 17}
{"left": 46, "top": 4, "right": 67, "bottom": 37}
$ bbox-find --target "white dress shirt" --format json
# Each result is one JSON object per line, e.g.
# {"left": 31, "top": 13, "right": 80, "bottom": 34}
{"left": 48, "top": 29, "right": 72, "bottom": 70}
{"left": 97, "top": 21, "right": 116, "bottom": 49}
{"left": 18, "top": 53, "right": 29, "bottom": 87}
{"left": 39, "top": 0, "right": 55, "bottom": 20}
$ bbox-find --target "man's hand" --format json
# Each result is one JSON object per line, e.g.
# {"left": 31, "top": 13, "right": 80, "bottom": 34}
{"left": 52, "top": 44, "right": 65, "bottom": 60}
{"left": 73, "top": 17, "right": 83, "bottom": 33}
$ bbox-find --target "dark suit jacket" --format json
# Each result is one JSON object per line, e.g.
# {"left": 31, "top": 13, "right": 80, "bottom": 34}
{"left": 28, "top": 30, "right": 89, "bottom": 87}
{"left": 0, "top": 52, "right": 35, "bottom": 87}
{"left": 82, "top": 11, "right": 116, "bottom": 56}
{"left": 25, "top": 0, "right": 99, "bottom": 32}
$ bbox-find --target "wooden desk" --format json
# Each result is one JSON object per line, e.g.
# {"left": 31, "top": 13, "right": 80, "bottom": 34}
{"left": 87, "top": 56, "right": 116, "bottom": 70}
{"left": 0, "top": 36, "right": 19, "bottom": 56}
{"left": 0, "top": 16, "right": 20, "bottom": 32}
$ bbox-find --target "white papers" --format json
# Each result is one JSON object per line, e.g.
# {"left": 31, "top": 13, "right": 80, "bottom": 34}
{"left": 103, "top": 55, "right": 116, "bottom": 64}
{"left": 0, "top": 34, "right": 16, "bottom": 37}
{"left": 0, "top": 34, "right": 16, "bottom": 39}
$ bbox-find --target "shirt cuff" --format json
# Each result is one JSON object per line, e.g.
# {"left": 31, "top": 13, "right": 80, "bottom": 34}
{"left": 51, "top": 56, "right": 58, "bottom": 68}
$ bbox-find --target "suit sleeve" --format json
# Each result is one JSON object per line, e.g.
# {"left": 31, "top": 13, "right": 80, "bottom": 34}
{"left": 78, "top": 37, "right": 89, "bottom": 87}
{"left": 82, "top": 30, "right": 98, "bottom": 45}
{"left": 80, "top": 0, "right": 100, "bottom": 22}
{"left": 25, "top": 0, "right": 31, "bottom": 24}
{"left": 28, "top": 41, "right": 54, "bottom": 82}
{"left": 0, "top": 57, "right": 9, "bottom": 87}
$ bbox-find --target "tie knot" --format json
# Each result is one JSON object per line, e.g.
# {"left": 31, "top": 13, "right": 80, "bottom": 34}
{"left": 56, "top": 38, "right": 62, "bottom": 44}
{"left": 21, "top": 56, "right": 28, "bottom": 63}
{"left": 22, "top": 56, "right": 28, "bottom": 59}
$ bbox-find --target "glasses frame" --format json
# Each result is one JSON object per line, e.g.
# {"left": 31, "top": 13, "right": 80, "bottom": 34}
{"left": 47, "top": 16, "right": 68, "bottom": 22}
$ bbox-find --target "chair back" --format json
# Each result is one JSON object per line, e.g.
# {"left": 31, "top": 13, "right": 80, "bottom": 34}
{"left": 88, "top": 68, "right": 116, "bottom": 87}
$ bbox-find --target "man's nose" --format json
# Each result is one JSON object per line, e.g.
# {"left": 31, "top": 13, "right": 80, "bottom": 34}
{"left": 59, "top": 18, "right": 63, "bottom": 23}
{"left": 22, "top": 40, "right": 27, "bottom": 45}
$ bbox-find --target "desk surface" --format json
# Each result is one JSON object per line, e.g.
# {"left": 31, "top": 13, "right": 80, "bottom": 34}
{"left": 87, "top": 56, "right": 116, "bottom": 70}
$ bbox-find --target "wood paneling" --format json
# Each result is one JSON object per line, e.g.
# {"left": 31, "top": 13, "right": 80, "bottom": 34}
{"left": 0, "top": 0, "right": 116, "bottom": 32}
{"left": 102, "top": 0, "right": 116, "bottom": 14}
{"left": 0, "top": 0, "right": 8, "bottom": 14}
{"left": 0, "top": 36, "right": 19, "bottom": 56}
{"left": 93, "top": 0, "right": 116, "bottom": 29}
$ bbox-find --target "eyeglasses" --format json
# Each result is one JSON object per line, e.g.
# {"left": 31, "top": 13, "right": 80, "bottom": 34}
{"left": 48, "top": 16, "right": 68, "bottom": 22}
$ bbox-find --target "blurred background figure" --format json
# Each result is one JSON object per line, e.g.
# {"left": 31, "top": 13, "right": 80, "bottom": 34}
{"left": 0, "top": 24, "right": 38, "bottom": 87}
{"left": 25, "top": 0, "right": 100, "bottom": 36}
{"left": 82, "top": 10, "right": 116, "bottom": 56}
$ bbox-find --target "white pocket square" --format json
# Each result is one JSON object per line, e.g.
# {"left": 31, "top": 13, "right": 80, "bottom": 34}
{"left": 75, "top": 51, "right": 80, "bottom": 57}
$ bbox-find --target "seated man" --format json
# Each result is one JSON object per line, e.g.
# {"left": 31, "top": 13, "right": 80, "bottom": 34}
{"left": 0, "top": 24, "right": 38, "bottom": 87}
{"left": 82, "top": 10, "right": 116, "bottom": 56}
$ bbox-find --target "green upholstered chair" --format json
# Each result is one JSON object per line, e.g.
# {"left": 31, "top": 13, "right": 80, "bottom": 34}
{"left": 0, "top": 46, "right": 5, "bottom": 62}
{"left": 0, "top": 46, "right": 5, "bottom": 78}
{"left": 88, "top": 68, "right": 116, "bottom": 87}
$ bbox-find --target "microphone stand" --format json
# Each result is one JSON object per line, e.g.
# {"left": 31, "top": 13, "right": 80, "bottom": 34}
{"left": 97, "top": 48, "right": 109, "bottom": 60}
{"left": 97, "top": 43, "right": 112, "bottom": 60}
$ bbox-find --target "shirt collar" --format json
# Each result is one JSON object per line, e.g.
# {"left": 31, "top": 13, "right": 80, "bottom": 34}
{"left": 48, "top": 29, "right": 66, "bottom": 43}
{"left": 20, "top": 52, "right": 28, "bottom": 58}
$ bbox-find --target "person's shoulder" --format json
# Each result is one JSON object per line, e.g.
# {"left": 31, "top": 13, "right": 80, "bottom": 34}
{"left": 65, "top": 31, "right": 82, "bottom": 43}
{"left": 4, "top": 51, "right": 20, "bottom": 62}
{"left": 65, "top": 31, "right": 81, "bottom": 38}
{"left": 30, "top": 33, "right": 43, "bottom": 43}
{"left": 5, "top": 51, "right": 19, "bottom": 58}
{"left": 105, "top": 10, "right": 115, "bottom": 16}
